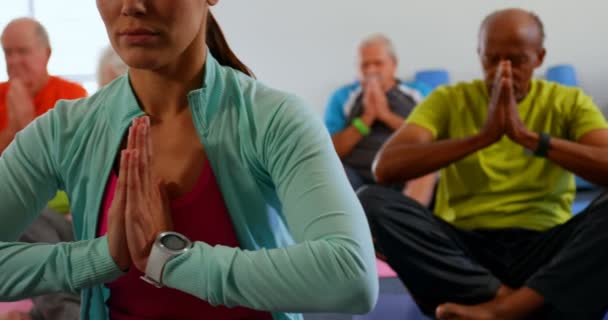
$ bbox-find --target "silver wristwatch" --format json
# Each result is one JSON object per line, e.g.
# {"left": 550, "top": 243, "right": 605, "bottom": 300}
{"left": 140, "top": 231, "right": 193, "bottom": 288}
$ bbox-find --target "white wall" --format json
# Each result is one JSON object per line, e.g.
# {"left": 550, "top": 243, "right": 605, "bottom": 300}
{"left": 213, "top": 0, "right": 608, "bottom": 114}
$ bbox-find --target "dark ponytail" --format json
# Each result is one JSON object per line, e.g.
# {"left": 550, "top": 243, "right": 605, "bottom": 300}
{"left": 206, "top": 12, "right": 254, "bottom": 78}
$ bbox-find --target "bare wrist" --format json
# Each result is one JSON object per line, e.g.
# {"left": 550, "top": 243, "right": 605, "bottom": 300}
{"left": 471, "top": 131, "right": 496, "bottom": 149}
{"left": 360, "top": 114, "right": 375, "bottom": 126}
{"left": 517, "top": 130, "right": 538, "bottom": 150}
{"left": 376, "top": 111, "right": 390, "bottom": 122}
{"left": 110, "top": 247, "right": 131, "bottom": 272}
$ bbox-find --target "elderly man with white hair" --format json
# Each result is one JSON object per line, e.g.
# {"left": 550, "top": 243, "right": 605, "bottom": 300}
{"left": 97, "top": 45, "right": 127, "bottom": 88}
{"left": 324, "top": 33, "right": 436, "bottom": 206}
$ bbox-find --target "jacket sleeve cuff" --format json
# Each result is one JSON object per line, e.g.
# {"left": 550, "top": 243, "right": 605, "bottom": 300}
{"left": 70, "top": 236, "right": 126, "bottom": 289}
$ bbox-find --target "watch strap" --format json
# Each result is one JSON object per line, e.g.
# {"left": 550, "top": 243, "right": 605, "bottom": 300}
{"left": 141, "top": 232, "right": 192, "bottom": 288}
{"left": 141, "top": 243, "right": 172, "bottom": 288}
{"left": 534, "top": 132, "right": 551, "bottom": 157}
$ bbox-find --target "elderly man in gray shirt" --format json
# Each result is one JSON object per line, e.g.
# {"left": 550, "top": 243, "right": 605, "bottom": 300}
{"left": 324, "top": 34, "right": 436, "bottom": 206}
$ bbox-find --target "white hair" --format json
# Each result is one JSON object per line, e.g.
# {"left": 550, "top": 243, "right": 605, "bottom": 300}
{"left": 97, "top": 46, "right": 127, "bottom": 87}
{"left": 359, "top": 33, "right": 397, "bottom": 60}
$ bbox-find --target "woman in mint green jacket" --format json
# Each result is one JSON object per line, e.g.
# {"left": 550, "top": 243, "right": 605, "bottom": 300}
{"left": 0, "top": 1, "right": 378, "bottom": 319}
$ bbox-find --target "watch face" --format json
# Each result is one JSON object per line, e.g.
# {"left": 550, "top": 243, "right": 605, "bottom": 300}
{"left": 161, "top": 234, "right": 187, "bottom": 251}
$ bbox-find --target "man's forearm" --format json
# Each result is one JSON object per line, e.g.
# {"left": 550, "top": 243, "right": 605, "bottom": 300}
{"left": 374, "top": 132, "right": 493, "bottom": 184}
{"left": 331, "top": 115, "right": 375, "bottom": 158}
{"left": 331, "top": 127, "right": 366, "bottom": 158}
{"left": 515, "top": 129, "right": 608, "bottom": 186}
{"left": 378, "top": 112, "right": 405, "bottom": 131}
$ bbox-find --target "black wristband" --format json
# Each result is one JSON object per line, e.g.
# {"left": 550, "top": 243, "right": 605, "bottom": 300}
{"left": 534, "top": 132, "right": 551, "bottom": 157}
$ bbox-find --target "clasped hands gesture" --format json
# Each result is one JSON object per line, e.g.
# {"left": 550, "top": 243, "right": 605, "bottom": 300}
{"left": 361, "top": 75, "right": 392, "bottom": 124}
{"left": 107, "top": 116, "right": 173, "bottom": 273}
{"left": 5, "top": 79, "right": 35, "bottom": 135}
{"left": 480, "top": 60, "right": 532, "bottom": 146}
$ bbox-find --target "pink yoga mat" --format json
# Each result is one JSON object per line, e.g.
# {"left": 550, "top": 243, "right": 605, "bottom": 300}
{"left": 0, "top": 300, "right": 33, "bottom": 314}
{"left": 376, "top": 258, "right": 397, "bottom": 278}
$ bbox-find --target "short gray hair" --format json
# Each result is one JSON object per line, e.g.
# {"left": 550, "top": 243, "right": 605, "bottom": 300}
{"left": 34, "top": 20, "right": 50, "bottom": 49}
{"left": 97, "top": 46, "right": 128, "bottom": 86}
{"left": 359, "top": 33, "right": 397, "bottom": 60}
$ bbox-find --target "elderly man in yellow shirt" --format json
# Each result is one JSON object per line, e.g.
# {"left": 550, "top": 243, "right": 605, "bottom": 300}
{"left": 359, "top": 8, "right": 608, "bottom": 320}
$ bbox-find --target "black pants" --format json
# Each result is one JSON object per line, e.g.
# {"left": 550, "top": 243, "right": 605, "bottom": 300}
{"left": 343, "top": 164, "right": 375, "bottom": 191}
{"left": 358, "top": 185, "right": 608, "bottom": 319}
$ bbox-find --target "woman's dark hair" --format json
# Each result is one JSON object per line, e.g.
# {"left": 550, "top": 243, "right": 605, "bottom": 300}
{"left": 206, "top": 12, "right": 254, "bottom": 77}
